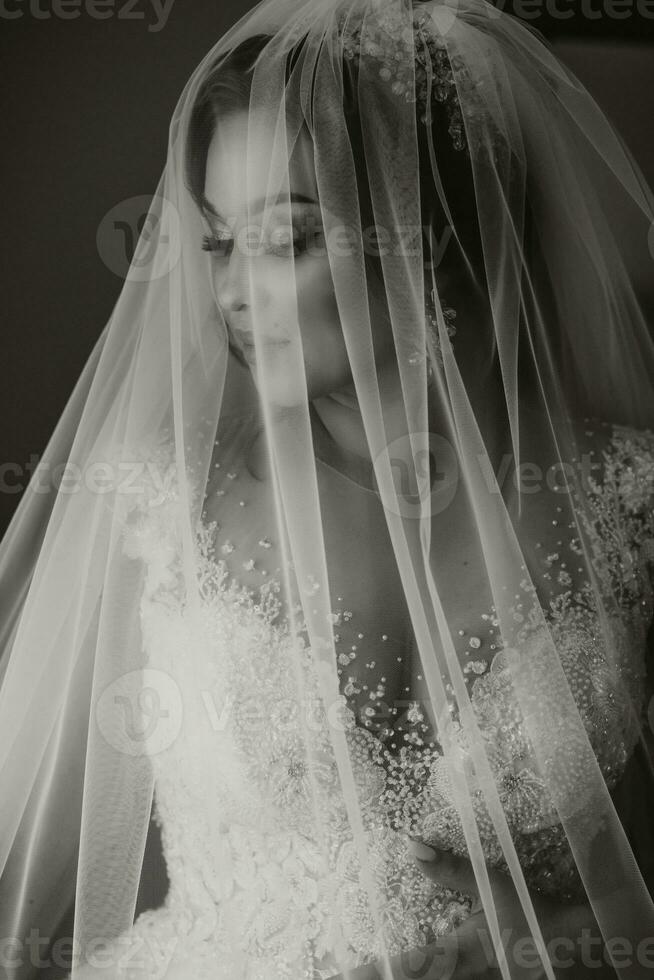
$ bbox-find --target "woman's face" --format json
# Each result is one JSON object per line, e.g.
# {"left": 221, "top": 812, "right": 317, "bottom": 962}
{"left": 202, "top": 111, "right": 358, "bottom": 407}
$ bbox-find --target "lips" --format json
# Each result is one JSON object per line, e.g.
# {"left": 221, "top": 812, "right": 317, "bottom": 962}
{"left": 236, "top": 337, "right": 291, "bottom": 366}
{"left": 232, "top": 328, "right": 289, "bottom": 350}
{"left": 242, "top": 338, "right": 288, "bottom": 347}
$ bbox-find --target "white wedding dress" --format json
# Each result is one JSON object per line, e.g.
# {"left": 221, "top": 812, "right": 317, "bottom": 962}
{"left": 68, "top": 421, "right": 654, "bottom": 980}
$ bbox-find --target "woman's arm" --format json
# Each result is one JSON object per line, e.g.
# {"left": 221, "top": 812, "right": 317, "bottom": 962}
{"left": 329, "top": 841, "right": 644, "bottom": 980}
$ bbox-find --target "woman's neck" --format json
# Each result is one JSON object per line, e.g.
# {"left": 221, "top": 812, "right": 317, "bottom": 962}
{"left": 311, "top": 361, "right": 413, "bottom": 462}
{"left": 247, "top": 358, "right": 512, "bottom": 487}
{"left": 311, "top": 386, "right": 370, "bottom": 460}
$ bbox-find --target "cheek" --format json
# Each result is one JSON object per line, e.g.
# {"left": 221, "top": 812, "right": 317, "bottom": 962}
{"left": 295, "top": 260, "right": 343, "bottom": 343}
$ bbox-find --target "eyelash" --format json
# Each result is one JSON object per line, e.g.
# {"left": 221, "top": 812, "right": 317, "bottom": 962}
{"left": 201, "top": 227, "right": 316, "bottom": 259}
{"left": 201, "top": 231, "right": 233, "bottom": 257}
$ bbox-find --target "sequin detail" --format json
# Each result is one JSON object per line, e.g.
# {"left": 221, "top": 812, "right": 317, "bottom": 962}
{"left": 109, "top": 423, "right": 654, "bottom": 976}
{"left": 379, "top": 424, "right": 654, "bottom": 902}
{"left": 113, "top": 437, "right": 470, "bottom": 978}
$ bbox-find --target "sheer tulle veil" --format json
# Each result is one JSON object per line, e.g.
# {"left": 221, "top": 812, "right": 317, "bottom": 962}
{"left": 1, "top": 0, "right": 654, "bottom": 978}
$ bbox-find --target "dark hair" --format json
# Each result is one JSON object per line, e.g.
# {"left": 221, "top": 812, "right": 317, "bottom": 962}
{"left": 184, "top": 31, "right": 491, "bottom": 377}
{"left": 187, "top": 32, "right": 485, "bottom": 275}
{"left": 186, "top": 35, "right": 270, "bottom": 213}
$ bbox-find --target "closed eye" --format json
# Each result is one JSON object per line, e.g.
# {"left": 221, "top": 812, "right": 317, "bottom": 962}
{"left": 201, "top": 220, "right": 324, "bottom": 260}
{"left": 202, "top": 232, "right": 233, "bottom": 257}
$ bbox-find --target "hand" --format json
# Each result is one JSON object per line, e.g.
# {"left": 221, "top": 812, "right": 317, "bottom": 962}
{"left": 330, "top": 839, "right": 616, "bottom": 979}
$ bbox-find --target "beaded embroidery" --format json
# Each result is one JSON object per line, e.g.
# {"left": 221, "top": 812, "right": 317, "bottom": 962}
{"left": 381, "top": 423, "right": 654, "bottom": 901}
{"left": 339, "top": 0, "right": 488, "bottom": 152}
{"left": 106, "top": 421, "right": 654, "bottom": 977}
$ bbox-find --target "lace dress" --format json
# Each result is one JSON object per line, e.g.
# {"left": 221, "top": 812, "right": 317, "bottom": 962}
{"left": 69, "top": 422, "right": 654, "bottom": 980}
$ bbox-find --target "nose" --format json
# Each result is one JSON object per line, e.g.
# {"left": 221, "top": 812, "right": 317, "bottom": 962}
{"left": 212, "top": 246, "right": 251, "bottom": 315}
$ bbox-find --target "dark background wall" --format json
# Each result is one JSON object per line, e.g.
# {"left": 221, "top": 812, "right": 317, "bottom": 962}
{"left": 1, "top": 0, "right": 653, "bottom": 536}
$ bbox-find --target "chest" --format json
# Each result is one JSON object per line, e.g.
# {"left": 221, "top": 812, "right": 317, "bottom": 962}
{"left": 200, "top": 446, "right": 505, "bottom": 739}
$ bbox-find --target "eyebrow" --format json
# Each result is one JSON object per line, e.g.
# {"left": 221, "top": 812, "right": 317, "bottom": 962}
{"left": 200, "top": 191, "right": 319, "bottom": 221}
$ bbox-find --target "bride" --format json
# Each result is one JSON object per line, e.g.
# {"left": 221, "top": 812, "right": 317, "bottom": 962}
{"left": 1, "top": 1, "right": 653, "bottom": 978}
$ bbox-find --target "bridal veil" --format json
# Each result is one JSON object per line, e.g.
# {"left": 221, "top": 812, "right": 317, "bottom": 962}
{"left": 1, "top": 0, "right": 654, "bottom": 977}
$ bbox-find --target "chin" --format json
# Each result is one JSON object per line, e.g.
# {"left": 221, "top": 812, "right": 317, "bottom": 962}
{"left": 250, "top": 370, "right": 307, "bottom": 410}
{"left": 250, "top": 355, "right": 350, "bottom": 408}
